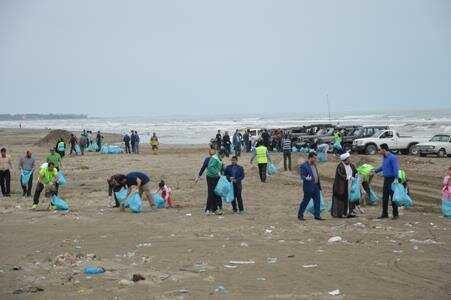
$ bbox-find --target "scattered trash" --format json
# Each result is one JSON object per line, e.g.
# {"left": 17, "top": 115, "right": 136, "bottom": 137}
{"left": 302, "top": 264, "right": 318, "bottom": 268}
{"left": 185, "top": 213, "right": 192, "bottom": 216}
{"left": 353, "top": 222, "right": 366, "bottom": 228}
{"left": 413, "top": 245, "right": 419, "bottom": 250}
{"left": 267, "top": 257, "right": 278, "bottom": 264}
{"left": 159, "top": 273, "right": 170, "bottom": 281}
{"left": 393, "top": 250, "right": 403, "bottom": 253}
{"left": 132, "top": 274, "right": 146, "bottom": 282}
{"left": 224, "top": 265, "right": 237, "bottom": 269}
{"left": 240, "top": 242, "right": 249, "bottom": 247}
{"left": 329, "top": 289, "right": 341, "bottom": 296}
{"left": 265, "top": 229, "right": 273, "bottom": 234}
{"left": 119, "top": 279, "right": 134, "bottom": 287}
{"left": 328, "top": 236, "right": 343, "bottom": 243}
{"left": 137, "top": 243, "right": 152, "bottom": 248}
{"left": 288, "top": 255, "right": 295, "bottom": 258}
{"left": 12, "top": 266, "right": 22, "bottom": 271}
{"left": 256, "top": 277, "right": 266, "bottom": 281}
{"left": 83, "top": 266, "right": 105, "bottom": 275}
{"left": 178, "top": 289, "right": 189, "bottom": 294}
{"left": 214, "top": 285, "right": 228, "bottom": 294}
{"left": 409, "top": 239, "right": 438, "bottom": 245}
{"left": 229, "top": 260, "right": 255, "bottom": 265}
{"left": 13, "top": 286, "right": 44, "bottom": 294}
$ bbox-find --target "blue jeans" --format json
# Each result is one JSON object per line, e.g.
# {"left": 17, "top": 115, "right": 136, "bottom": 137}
{"left": 298, "top": 188, "right": 321, "bottom": 218}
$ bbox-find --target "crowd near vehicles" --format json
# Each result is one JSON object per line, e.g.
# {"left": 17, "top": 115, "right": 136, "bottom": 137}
{"left": 352, "top": 129, "right": 423, "bottom": 155}
{"left": 416, "top": 134, "right": 451, "bottom": 158}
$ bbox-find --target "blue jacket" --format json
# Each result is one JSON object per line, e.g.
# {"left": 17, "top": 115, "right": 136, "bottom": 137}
{"left": 198, "top": 156, "right": 211, "bottom": 177}
{"left": 224, "top": 164, "right": 245, "bottom": 183}
{"left": 299, "top": 161, "right": 321, "bottom": 193}
{"left": 375, "top": 152, "right": 399, "bottom": 178}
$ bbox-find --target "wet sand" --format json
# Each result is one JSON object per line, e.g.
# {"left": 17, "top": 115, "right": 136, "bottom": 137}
{"left": 0, "top": 128, "right": 450, "bottom": 299}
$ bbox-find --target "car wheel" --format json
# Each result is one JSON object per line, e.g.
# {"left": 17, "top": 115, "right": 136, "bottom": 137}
{"left": 408, "top": 144, "right": 418, "bottom": 155}
{"left": 438, "top": 149, "right": 446, "bottom": 158}
{"left": 365, "top": 144, "right": 377, "bottom": 155}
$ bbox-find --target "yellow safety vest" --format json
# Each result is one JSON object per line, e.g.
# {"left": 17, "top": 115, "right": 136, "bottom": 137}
{"left": 256, "top": 146, "right": 268, "bottom": 164}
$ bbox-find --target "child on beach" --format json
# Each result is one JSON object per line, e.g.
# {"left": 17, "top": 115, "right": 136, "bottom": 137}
{"left": 442, "top": 167, "right": 451, "bottom": 218}
{"left": 156, "top": 180, "right": 174, "bottom": 207}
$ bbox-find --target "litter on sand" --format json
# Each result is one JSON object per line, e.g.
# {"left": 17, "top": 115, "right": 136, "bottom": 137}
{"left": 229, "top": 260, "right": 255, "bottom": 265}
{"left": 329, "top": 289, "right": 341, "bottom": 296}
{"left": 302, "top": 264, "right": 318, "bottom": 268}
{"left": 267, "top": 257, "right": 278, "bottom": 264}
{"left": 224, "top": 265, "right": 237, "bottom": 269}
{"left": 328, "top": 236, "right": 343, "bottom": 243}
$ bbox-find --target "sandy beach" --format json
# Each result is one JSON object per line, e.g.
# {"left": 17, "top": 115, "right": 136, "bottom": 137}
{"left": 0, "top": 128, "right": 450, "bottom": 299}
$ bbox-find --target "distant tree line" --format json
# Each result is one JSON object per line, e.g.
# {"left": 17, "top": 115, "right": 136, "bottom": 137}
{"left": 0, "top": 114, "right": 88, "bottom": 121}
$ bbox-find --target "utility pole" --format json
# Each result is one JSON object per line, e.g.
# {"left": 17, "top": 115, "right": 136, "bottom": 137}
{"left": 326, "top": 93, "right": 331, "bottom": 122}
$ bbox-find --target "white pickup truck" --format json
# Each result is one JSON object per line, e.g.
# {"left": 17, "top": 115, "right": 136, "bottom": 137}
{"left": 352, "top": 129, "right": 423, "bottom": 155}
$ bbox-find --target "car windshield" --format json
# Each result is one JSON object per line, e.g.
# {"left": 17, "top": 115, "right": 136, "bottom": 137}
{"left": 352, "top": 128, "right": 363, "bottom": 136}
{"left": 372, "top": 130, "right": 382, "bottom": 137}
{"left": 430, "top": 135, "right": 450, "bottom": 142}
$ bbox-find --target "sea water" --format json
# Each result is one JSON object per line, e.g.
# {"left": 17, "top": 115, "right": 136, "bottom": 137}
{"left": 1, "top": 109, "right": 450, "bottom": 144}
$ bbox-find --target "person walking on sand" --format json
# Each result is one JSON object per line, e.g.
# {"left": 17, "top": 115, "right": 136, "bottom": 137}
{"left": 134, "top": 131, "right": 140, "bottom": 154}
{"left": 232, "top": 130, "right": 242, "bottom": 157}
{"left": 125, "top": 171, "right": 154, "bottom": 206}
{"left": 215, "top": 130, "right": 222, "bottom": 150}
{"left": 374, "top": 143, "right": 400, "bottom": 219}
{"left": 79, "top": 133, "right": 88, "bottom": 155}
{"left": 0, "top": 148, "right": 13, "bottom": 197}
{"left": 205, "top": 151, "right": 224, "bottom": 215}
{"left": 222, "top": 131, "right": 231, "bottom": 157}
{"left": 150, "top": 132, "right": 159, "bottom": 154}
{"left": 224, "top": 156, "right": 245, "bottom": 213}
{"left": 56, "top": 138, "right": 66, "bottom": 158}
{"left": 18, "top": 150, "right": 36, "bottom": 197}
{"left": 69, "top": 133, "right": 78, "bottom": 156}
{"left": 130, "top": 131, "right": 137, "bottom": 154}
{"left": 282, "top": 134, "right": 293, "bottom": 171}
{"left": 123, "top": 133, "right": 131, "bottom": 154}
{"left": 46, "top": 148, "right": 62, "bottom": 170}
{"left": 298, "top": 152, "right": 324, "bottom": 221}
{"left": 32, "top": 161, "right": 59, "bottom": 209}
{"left": 243, "top": 129, "right": 251, "bottom": 153}
{"left": 250, "top": 141, "right": 271, "bottom": 183}
{"left": 96, "top": 131, "right": 104, "bottom": 152}
{"left": 331, "top": 152, "right": 357, "bottom": 218}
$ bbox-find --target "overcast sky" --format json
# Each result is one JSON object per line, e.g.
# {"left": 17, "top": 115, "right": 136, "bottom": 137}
{"left": 0, "top": 0, "right": 450, "bottom": 117}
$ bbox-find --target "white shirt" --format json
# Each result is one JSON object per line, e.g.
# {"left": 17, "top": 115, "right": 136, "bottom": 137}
{"left": 343, "top": 162, "right": 353, "bottom": 180}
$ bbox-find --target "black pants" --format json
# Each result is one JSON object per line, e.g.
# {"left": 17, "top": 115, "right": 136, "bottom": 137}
{"left": 33, "top": 182, "right": 59, "bottom": 205}
{"left": 0, "top": 169, "right": 11, "bottom": 196}
{"left": 283, "top": 152, "right": 292, "bottom": 171}
{"left": 96, "top": 141, "right": 101, "bottom": 152}
{"left": 206, "top": 176, "right": 221, "bottom": 212}
{"left": 231, "top": 182, "right": 244, "bottom": 212}
{"left": 125, "top": 142, "right": 131, "bottom": 154}
{"left": 21, "top": 172, "right": 33, "bottom": 197}
{"left": 57, "top": 150, "right": 65, "bottom": 158}
{"left": 69, "top": 144, "right": 76, "bottom": 155}
{"left": 258, "top": 163, "right": 267, "bottom": 182}
{"left": 382, "top": 177, "right": 398, "bottom": 217}
{"left": 234, "top": 144, "right": 241, "bottom": 157}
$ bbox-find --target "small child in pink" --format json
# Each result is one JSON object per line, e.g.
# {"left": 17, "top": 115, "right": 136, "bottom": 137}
{"left": 443, "top": 167, "right": 451, "bottom": 201}
{"left": 157, "top": 180, "right": 174, "bottom": 207}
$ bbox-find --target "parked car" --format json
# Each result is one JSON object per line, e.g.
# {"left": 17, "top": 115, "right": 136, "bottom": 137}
{"left": 352, "top": 129, "right": 423, "bottom": 155}
{"left": 416, "top": 134, "right": 451, "bottom": 158}
{"left": 342, "top": 125, "right": 389, "bottom": 151}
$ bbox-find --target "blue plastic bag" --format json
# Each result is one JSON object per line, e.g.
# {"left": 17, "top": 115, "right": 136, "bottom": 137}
{"left": 75, "top": 144, "right": 81, "bottom": 155}
{"left": 100, "top": 145, "right": 109, "bottom": 154}
{"left": 214, "top": 176, "right": 234, "bottom": 203}
{"left": 108, "top": 145, "right": 124, "bottom": 154}
{"left": 267, "top": 163, "right": 278, "bottom": 175}
{"left": 317, "top": 152, "right": 327, "bottom": 163}
{"left": 83, "top": 266, "right": 105, "bottom": 275}
{"left": 333, "top": 142, "right": 342, "bottom": 151}
{"left": 292, "top": 146, "right": 298, "bottom": 153}
{"left": 127, "top": 192, "right": 142, "bottom": 213}
{"left": 20, "top": 170, "right": 32, "bottom": 186}
{"left": 306, "top": 192, "right": 325, "bottom": 215}
{"left": 442, "top": 199, "right": 451, "bottom": 218}
{"left": 368, "top": 188, "right": 379, "bottom": 205}
{"left": 115, "top": 187, "right": 128, "bottom": 205}
{"left": 349, "top": 176, "right": 361, "bottom": 203}
{"left": 153, "top": 193, "right": 166, "bottom": 208}
{"left": 87, "top": 143, "right": 98, "bottom": 152}
{"left": 391, "top": 181, "right": 413, "bottom": 208}
{"left": 57, "top": 172, "right": 67, "bottom": 187}
{"left": 51, "top": 195, "right": 69, "bottom": 211}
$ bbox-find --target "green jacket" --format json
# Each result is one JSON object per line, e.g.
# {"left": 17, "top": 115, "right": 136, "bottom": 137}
{"left": 206, "top": 154, "right": 222, "bottom": 178}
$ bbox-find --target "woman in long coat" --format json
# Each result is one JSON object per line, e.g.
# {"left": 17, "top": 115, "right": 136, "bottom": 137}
{"left": 331, "top": 152, "right": 357, "bottom": 218}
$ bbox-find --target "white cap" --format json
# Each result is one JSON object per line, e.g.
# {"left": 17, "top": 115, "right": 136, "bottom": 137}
{"left": 340, "top": 152, "right": 350, "bottom": 161}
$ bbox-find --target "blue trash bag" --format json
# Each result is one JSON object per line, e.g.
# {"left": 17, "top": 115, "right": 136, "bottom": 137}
{"left": 292, "top": 146, "right": 298, "bottom": 153}
{"left": 391, "top": 181, "right": 413, "bottom": 208}
{"left": 83, "top": 266, "right": 105, "bottom": 275}
{"left": 349, "top": 176, "right": 362, "bottom": 203}
{"left": 214, "top": 176, "right": 234, "bottom": 203}
{"left": 51, "top": 195, "right": 69, "bottom": 211}
{"left": 306, "top": 192, "right": 326, "bottom": 215}
{"left": 442, "top": 199, "right": 451, "bottom": 218}
{"left": 368, "top": 188, "right": 380, "bottom": 205}
{"left": 108, "top": 145, "right": 124, "bottom": 154}
{"left": 333, "top": 142, "right": 342, "bottom": 151}
{"left": 267, "top": 163, "right": 278, "bottom": 175}
{"left": 317, "top": 152, "right": 327, "bottom": 163}
{"left": 75, "top": 144, "right": 81, "bottom": 155}
{"left": 153, "top": 193, "right": 166, "bottom": 208}
{"left": 115, "top": 187, "right": 128, "bottom": 205}
{"left": 87, "top": 143, "right": 98, "bottom": 152}
{"left": 20, "top": 170, "right": 32, "bottom": 186}
{"left": 57, "top": 172, "right": 67, "bottom": 187}
{"left": 127, "top": 192, "right": 142, "bottom": 213}
{"left": 100, "top": 145, "right": 109, "bottom": 154}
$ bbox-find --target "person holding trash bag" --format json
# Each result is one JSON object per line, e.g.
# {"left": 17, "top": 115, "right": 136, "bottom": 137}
{"left": 55, "top": 138, "right": 66, "bottom": 158}
{"left": 205, "top": 151, "right": 224, "bottom": 215}
{"left": 442, "top": 167, "right": 451, "bottom": 218}
{"left": 331, "top": 152, "right": 358, "bottom": 218}
{"left": 18, "top": 150, "right": 36, "bottom": 197}
{"left": 46, "top": 148, "right": 62, "bottom": 170}
{"left": 107, "top": 174, "right": 128, "bottom": 207}
{"left": 125, "top": 172, "right": 154, "bottom": 207}
{"left": 297, "top": 152, "right": 324, "bottom": 221}
{"left": 357, "top": 164, "right": 375, "bottom": 205}
{"left": 374, "top": 143, "right": 400, "bottom": 219}
{"left": 250, "top": 141, "right": 271, "bottom": 183}
{"left": 0, "top": 148, "right": 13, "bottom": 197}
{"left": 224, "top": 156, "right": 245, "bottom": 213}
{"left": 32, "top": 161, "right": 59, "bottom": 209}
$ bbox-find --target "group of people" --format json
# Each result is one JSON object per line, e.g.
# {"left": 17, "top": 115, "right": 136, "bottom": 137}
{"left": 55, "top": 130, "right": 105, "bottom": 157}
{"left": 123, "top": 132, "right": 159, "bottom": 154}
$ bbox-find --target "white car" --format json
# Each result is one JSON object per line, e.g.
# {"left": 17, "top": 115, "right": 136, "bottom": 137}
{"left": 416, "top": 134, "right": 451, "bottom": 158}
{"left": 352, "top": 129, "right": 423, "bottom": 155}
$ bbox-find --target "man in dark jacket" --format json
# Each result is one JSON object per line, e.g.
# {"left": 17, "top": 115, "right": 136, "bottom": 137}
{"left": 123, "top": 133, "right": 131, "bottom": 154}
{"left": 224, "top": 156, "right": 245, "bottom": 213}
{"left": 331, "top": 152, "right": 357, "bottom": 218}
{"left": 297, "top": 152, "right": 323, "bottom": 221}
